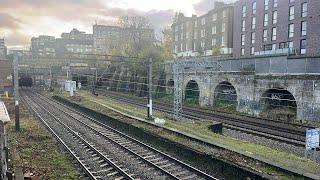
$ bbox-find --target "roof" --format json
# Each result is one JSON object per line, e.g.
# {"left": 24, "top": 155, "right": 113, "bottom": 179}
{"left": 0, "top": 101, "right": 10, "bottom": 123}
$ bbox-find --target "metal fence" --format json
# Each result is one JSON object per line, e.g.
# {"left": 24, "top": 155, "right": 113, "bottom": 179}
{"left": 167, "top": 56, "right": 320, "bottom": 74}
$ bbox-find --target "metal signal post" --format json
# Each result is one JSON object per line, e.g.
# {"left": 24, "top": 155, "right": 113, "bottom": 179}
{"left": 147, "top": 58, "right": 153, "bottom": 119}
{"left": 13, "top": 54, "right": 20, "bottom": 131}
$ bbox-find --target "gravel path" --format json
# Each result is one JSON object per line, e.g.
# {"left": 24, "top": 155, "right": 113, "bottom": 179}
{"left": 223, "top": 128, "right": 320, "bottom": 164}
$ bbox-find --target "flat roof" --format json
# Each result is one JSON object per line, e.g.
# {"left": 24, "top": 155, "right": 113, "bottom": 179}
{"left": 0, "top": 101, "right": 10, "bottom": 123}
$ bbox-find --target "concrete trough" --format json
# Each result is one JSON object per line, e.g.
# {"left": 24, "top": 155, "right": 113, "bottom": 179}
{"left": 208, "top": 122, "right": 223, "bottom": 134}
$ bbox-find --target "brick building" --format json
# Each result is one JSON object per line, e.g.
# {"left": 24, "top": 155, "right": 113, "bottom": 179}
{"left": 233, "top": 0, "right": 320, "bottom": 58}
{"left": 93, "top": 24, "right": 155, "bottom": 55}
{"left": 0, "top": 60, "right": 12, "bottom": 95}
{"left": 31, "top": 28, "right": 93, "bottom": 55}
{"left": 0, "top": 39, "right": 7, "bottom": 59}
{"left": 172, "top": 2, "right": 234, "bottom": 57}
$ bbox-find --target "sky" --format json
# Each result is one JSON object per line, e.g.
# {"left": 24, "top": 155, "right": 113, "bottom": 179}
{"left": 0, "top": 0, "right": 235, "bottom": 49}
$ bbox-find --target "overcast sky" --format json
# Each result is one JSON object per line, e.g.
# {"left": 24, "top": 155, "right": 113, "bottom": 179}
{"left": 0, "top": 0, "right": 235, "bottom": 48}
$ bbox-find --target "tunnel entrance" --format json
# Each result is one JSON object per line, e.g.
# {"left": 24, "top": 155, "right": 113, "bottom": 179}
{"left": 72, "top": 75, "right": 88, "bottom": 87}
{"left": 19, "top": 76, "right": 33, "bottom": 87}
{"left": 260, "top": 88, "right": 297, "bottom": 122}
{"left": 213, "top": 81, "right": 237, "bottom": 111}
{"left": 184, "top": 80, "right": 200, "bottom": 105}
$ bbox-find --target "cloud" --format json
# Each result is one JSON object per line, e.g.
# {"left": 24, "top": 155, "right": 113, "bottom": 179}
{"left": 0, "top": 0, "right": 175, "bottom": 47}
{"left": 193, "top": 0, "right": 235, "bottom": 15}
{"left": 146, "top": 10, "right": 175, "bottom": 30}
{"left": 0, "top": 13, "right": 21, "bottom": 29}
{"left": 5, "top": 31, "right": 31, "bottom": 47}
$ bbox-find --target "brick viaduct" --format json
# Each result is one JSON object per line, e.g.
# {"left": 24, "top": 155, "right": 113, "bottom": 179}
{"left": 165, "top": 56, "right": 320, "bottom": 121}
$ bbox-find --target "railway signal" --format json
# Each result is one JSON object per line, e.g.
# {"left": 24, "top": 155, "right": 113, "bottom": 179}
{"left": 13, "top": 54, "right": 20, "bottom": 131}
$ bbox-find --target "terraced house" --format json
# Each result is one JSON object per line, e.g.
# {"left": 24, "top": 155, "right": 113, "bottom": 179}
{"left": 233, "top": 0, "right": 320, "bottom": 58}
{"left": 172, "top": 2, "right": 234, "bottom": 57}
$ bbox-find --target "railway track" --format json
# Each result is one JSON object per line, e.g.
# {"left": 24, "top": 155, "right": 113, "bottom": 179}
{"left": 95, "top": 90, "right": 312, "bottom": 147}
{"left": 22, "top": 90, "right": 217, "bottom": 180}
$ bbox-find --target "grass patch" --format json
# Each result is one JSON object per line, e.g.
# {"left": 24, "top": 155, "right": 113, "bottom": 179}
{"left": 55, "top": 90, "right": 320, "bottom": 179}
{"left": 6, "top": 100, "right": 82, "bottom": 179}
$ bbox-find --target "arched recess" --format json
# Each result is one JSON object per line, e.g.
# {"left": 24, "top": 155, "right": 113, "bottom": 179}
{"left": 167, "top": 79, "right": 174, "bottom": 87}
{"left": 184, "top": 80, "right": 200, "bottom": 104}
{"left": 260, "top": 88, "right": 297, "bottom": 122}
{"left": 166, "top": 79, "right": 174, "bottom": 95}
{"left": 213, "top": 81, "right": 238, "bottom": 110}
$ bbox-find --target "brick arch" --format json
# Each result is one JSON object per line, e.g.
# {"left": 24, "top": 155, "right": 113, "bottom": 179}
{"left": 259, "top": 86, "right": 298, "bottom": 121}
{"left": 183, "top": 77, "right": 205, "bottom": 105}
{"left": 210, "top": 77, "right": 242, "bottom": 104}
{"left": 213, "top": 81, "right": 238, "bottom": 106}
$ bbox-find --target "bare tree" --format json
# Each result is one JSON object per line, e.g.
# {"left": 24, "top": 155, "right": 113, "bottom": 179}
{"left": 117, "top": 15, "right": 155, "bottom": 57}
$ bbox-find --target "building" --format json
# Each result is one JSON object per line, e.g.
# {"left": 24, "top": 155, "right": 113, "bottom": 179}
{"left": 0, "top": 39, "right": 7, "bottom": 59}
{"left": 93, "top": 24, "right": 155, "bottom": 54}
{"left": 0, "top": 60, "right": 12, "bottom": 95}
{"left": 31, "top": 35, "right": 56, "bottom": 55}
{"left": 57, "top": 28, "right": 93, "bottom": 54}
{"left": 31, "top": 28, "right": 94, "bottom": 56}
{"left": 93, "top": 25, "right": 121, "bottom": 54}
{"left": 172, "top": 2, "right": 234, "bottom": 57}
{"left": 233, "top": 0, "right": 320, "bottom": 58}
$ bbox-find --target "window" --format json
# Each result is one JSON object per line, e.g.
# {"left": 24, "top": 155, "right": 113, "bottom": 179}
{"left": 289, "top": 24, "right": 294, "bottom": 38}
{"left": 279, "top": 42, "right": 287, "bottom": 49}
{"left": 201, "top": 29, "right": 205, "bottom": 37}
{"left": 301, "top": 21, "right": 307, "bottom": 36}
{"left": 241, "top": 20, "right": 246, "bottom": 32}
{"left": 289, "top": 41, "right": 294, "bottom": 49}
{"left": 301, "top": 3, "right": 308, "bottom": 17}
{"left": 251, "top": 32, "right": 255, "bottom": 44}
{"left": 212, "top": 38, "right": 217, "bottom": 46}
{"left": 201, "top": 41, "right": 205, "bottom": 48}
{"left": 181, "top": 24, "right": 184, "bottom": 30}
{"left": 241, "top": 48, "right": 245, "bottom": 56}
{"left": 201, "top": 18, "right": 206, "bottom": 25}
{"left": 194, "top": 21, "right": 198, "bottom": 27}
{"left": 264, "top": 0, "right": 269, "bottom": 10}
{"left": 175, "top": 34, "right": 178, "bottom": 41}
{"left": 252, "top": 2, "right": 257, "bottom": 14}
{"left": 223, "top": 10, "right": 227, "bottom": 18}
{"left": 289, "top": 0, "right": 294, "bottom": 3}
{"left": 241, "top": 34, "right": 246, "bottom": 46}
{"left": 194, "top": 32, "right": 197, "bottom": 39}
{"left": 273, "top": 11, "right": 277, "bottom": 24}
{"left": 251, "top": 47, "right": 255, "bottom": 55}
{"left": 175, "top": 45, "right": 178, "bottom": 53}
{"left": 264, "top": 44, "right": 272, "bottom": 51}
{"left": 300, "top": 39, "right": 306, "bottom": 54}
{"left": 273, "top": 0, "right": 278, "bottom": 8}
{"left": 180, "top": 43, "right": 183, "bottom": 51}
{"left": 186, "top": 32, "right": 189, "bottom": 39}
{"left": 252, "top": 17, "right": 256, "bottom": 29}
{"left": 175, "top": 26, "right": 178, "bottom": 32}
{"left": 212, "top": 26, "right": 217, "bottom": 34}
{"left": 272, "top": 44, "right": 276, "bottom": 50}
{"left": 242, "top": 5, "right": 247, "bottom": 17}
{"left": 212, "top": 13, "right": 217, "bottom": 21}
{"left": 193, "top": 43, "right": 197, "bottom": 51}
{"left": 186, "top": 43, "right": 189, "bottom": 51}
{"left": 264, "top": 14, "right": 268, "bottom": 27}
{"left": 289, "top": 6, "right": 295, "bottom": 20}
{"left": 181, "top": 33, "right": 183, "bottom": 40}
{"left": 222, "top": 23, "right": 226, "bottom": 33}
{"left": 272, "top": 27, "right": 277, "bottom": 41}
{"left": 263, "top": 29, "right": 268, "bottom": 42}
{"left": 221, "top": 36, "right": 225, "bottom": 46}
